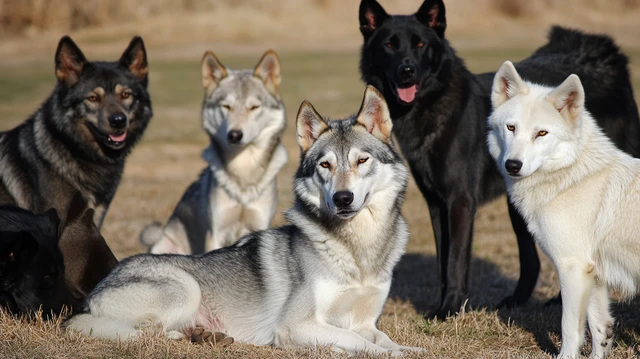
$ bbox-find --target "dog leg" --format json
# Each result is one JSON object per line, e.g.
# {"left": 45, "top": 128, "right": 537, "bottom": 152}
{"left": 425, "top": 196, "right": 449, "bottom": 318}
{"left": 287, "top": 321, "right": 400, "bottom": 356}
{"left": 438, "top": 195, "right": 476, "bottom": 318}
{"left": 557, "top": 261, "right": 594, "bottom": 358}
{"left": 499, "top": 200, "right": 541, "bottom": 308}
{"left": 586, "top": 280, "right": 613, "bottom": 359}
{"left": 355, "top": 326, "right": 424, "bottom": 353}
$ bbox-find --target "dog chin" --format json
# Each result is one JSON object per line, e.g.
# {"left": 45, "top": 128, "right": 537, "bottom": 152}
{"left": 335, "top": 209, "right": 359, "bottom": 220}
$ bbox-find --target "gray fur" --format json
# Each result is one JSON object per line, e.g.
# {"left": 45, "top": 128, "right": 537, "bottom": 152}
{"left": 141, "top": 51, "right": 287, "bottom": 254}
{"left": 65, "top": 86, "right": 422, "bottom": 356}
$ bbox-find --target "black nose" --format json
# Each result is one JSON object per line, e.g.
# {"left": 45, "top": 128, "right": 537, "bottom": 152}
{"left": 505, "top": 159, "right": 523, "bottom": 174}
{"left": 397, "top": 64, "right": 416, "bottom": 80}
{"left": 228, "top": 130, "right": 243, "bottom": 144}
{"left": 108, "top": 112, "right": 127, "bottom": 129}
{"left": 333, "top": 191, "right": 354, "bottom": 208}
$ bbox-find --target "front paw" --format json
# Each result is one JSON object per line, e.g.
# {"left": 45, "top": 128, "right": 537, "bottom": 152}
{"left": 189, "top": 327, "right": 234, "bottom": 347}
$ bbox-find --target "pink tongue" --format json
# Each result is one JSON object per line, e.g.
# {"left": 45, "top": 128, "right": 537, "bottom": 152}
{"left": 397, "top": 85, "right": 417, "bottom": 103}
{"left": 109, "top": 132, "right": 127, "bottom": 142}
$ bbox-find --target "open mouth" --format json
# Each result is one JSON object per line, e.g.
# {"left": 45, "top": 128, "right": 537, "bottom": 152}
{"left": 87, "top": 123, "right": 128, "bottom": 150}
{"left": 397, "top": 84, "right": 419, "bottom": 103}
{"left": 391, "top": 80, "right": 422, "bottom": 104}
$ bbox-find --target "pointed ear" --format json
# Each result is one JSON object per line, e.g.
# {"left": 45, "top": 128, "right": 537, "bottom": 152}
{"left": 359, "top": 0, "right": 390, "bottom": 37}
{"left": 296, "top": 101, "right": 328, "bottom": 153}
{"left": 492, "top": 61, "right": 528, "bottom": 108}
{"left": 356, "top": 86, "right": 393, "bottom": 143}
{"left": 546, "top": 74, "right": 585, "bottom": 123}
{"left": 415, "top": 0, "right": 446, "bottom": 37}
{"left": 201, "top": 51, "right": 228, "bottom": 96}
{"left": 119, "top": 36, "right": 148, "bottom": 84}
{"left": 55, "top": 36, "right": 88, "bottom": 86}
{"left": 253, "top": 49, "right": 281, "bottom": 97}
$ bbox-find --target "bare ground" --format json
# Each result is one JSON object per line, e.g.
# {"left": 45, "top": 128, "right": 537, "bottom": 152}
{"left": 1, "top": 5, "right": 640, "bottom": 358}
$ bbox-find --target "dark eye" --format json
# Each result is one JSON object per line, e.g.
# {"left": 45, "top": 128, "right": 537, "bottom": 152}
{"left": 416, "top": 41, "right": 425, "bottom": 48}
{"left": 506, "top": 125, "right": 515, "bottom": 132}
{"left": 537, "top": 130, "right": 548, "bottom": 137}
{"left": 249, "top": 105, "right": 260, "bottom": 111}
{"left": 43, "top": 274, "right": 50, "bottom": 280}
{"left": 87, "top": 95, "right": 98, "bottom": 102}
{"left": 121, "top": 91, "right": 132, "bottom": 99}
{"left": 222, "top": 105, "right": 231, "bottom": 111}
{"left": 358, "top": 157, "right": 369, "bottom": 164}
{"left": 320, "top": 162, "right": 330, "bottom": 169}
{"left": 385, "top": 42, "right": 393, "bottom": 48}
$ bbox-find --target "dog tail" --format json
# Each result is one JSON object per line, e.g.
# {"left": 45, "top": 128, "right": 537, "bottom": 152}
{"left": 63, "top": 313, "right": 140, "bottom": 340}
{"left": 140, "top": 222, "right": 164, "bottom": 247}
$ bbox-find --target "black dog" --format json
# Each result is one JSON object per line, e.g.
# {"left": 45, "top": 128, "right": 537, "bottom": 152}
{"left": 359, "top": 0, "right": 640, "bottom": 317}
{"left": 0, "top": 207, "right": 75, "bottom": 317}
{"left": 0, "top": 36, "right": 152, "bottom": 228}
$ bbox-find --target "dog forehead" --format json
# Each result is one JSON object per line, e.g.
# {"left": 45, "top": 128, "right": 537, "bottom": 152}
{"left": 215, "top": 70, "right": 275, "bottom": 104}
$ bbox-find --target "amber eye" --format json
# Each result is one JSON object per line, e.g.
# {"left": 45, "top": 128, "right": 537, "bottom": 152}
{"left": 121, "top": 91, "right": 131, "bottom": 99}
{"left": 320, "top": 162, "right": 330, "bottom": 169}
{"left": 506, "top": 125, "right": 515, "bottom": 132}
{"left": 385, "top": 42, "right": 393, "bottom": 48}
{"left": 87, "top": 95, "right": 98, "bottom": 102}
{"left": 537, "top": 130, "right": 548, "bottom": 137}
{"left": 358, "top": 157, "right": 369, "bottom": 164}
{"left": 416, "top": 41, "right": 425, "bottom": 48}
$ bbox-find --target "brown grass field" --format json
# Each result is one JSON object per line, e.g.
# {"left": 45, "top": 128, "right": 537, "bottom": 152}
{"left": 1, "top": 1, "right": 640, "bottom": 358}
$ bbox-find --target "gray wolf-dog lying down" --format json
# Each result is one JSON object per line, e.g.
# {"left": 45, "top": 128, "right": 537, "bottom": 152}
{"left": 65, "top": 86, "right": 422, "bottom": 356}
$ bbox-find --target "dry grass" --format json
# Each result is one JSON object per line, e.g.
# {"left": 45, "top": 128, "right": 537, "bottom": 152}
{"left": 1, "top": 10, "right": 640, "bottom": 359}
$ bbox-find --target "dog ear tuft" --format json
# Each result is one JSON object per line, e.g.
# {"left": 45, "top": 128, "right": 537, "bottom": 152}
{"left": 119, "top": 36, "right": 149, "bottom": 85}
{"left": 254, "top": 49, "right": 281, "bottom": 97}
{"left": 356, "top": 85, "right": 393, "bottom": 143}
{"left": 296, "top": 101, "right": 328, "bottom": 153}
{"left": 492, "top": 61, "right": 528, "bottom": 108}
{"left": 55, "top": 36, "right": 88, "bottom": 86}
{"left": 201, "top": 51, "right": 228, "bottom": 96}
{"left": 415, "top": 0, "right": 446, "bottom": 37}
{"left": 546, "top": 74, "right": 585, "bottom": 123}
{"left": 359, "top": 0, "right": 390, "bottom": 37}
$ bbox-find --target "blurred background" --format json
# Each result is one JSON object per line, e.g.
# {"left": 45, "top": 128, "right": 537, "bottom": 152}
{"left": 1, "top": 2, "right": 640, "bottom": 356}
{"left": 2, "top": 0, "right": 640, "bottom": 310}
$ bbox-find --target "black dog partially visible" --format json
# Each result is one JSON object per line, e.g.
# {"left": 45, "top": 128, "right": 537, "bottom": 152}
{"left": 359, "top": 0, "right": 640, "bottom": 317}
{"left": 0, "top": 207, "right": 75, "bottom": 317}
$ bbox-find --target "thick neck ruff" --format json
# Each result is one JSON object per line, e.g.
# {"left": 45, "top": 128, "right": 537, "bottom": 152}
{"left": 202, "top": 142, "right": 288, "bottom": 205}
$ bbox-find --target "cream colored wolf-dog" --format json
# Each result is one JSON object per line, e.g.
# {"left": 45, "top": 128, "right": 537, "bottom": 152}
{"left": 487, "top": 61, "right": 640, "bottom": 359}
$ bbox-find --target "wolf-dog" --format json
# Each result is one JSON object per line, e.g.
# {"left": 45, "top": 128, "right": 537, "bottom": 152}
{"left": 358, "top": 0, "right": 640, "bottom": 316}
{"left": 487, "top": 61, "right": 640, "bottom": 358}
{"left": 64, "top": 86, "right": 422, "bottom": 356}
{"left": 0, "top": 36, "right": 152, "bottom": 227}
{"left": 141, "top": 50, "right": 287, "bottom": 254}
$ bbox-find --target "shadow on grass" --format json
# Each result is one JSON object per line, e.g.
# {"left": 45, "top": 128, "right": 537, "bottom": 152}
{"left": 389, "top": 253, "right": 522, "bottom": 315}
{"left": 495, "top": 293, "right": 640, "bottom": 356}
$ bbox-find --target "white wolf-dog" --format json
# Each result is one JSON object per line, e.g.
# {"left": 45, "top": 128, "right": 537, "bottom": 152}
{"left": 141, "top": 50, "right": 288, "bottom": 254}
{"left": 65, "top": 86, "right": 423, "bottom": 356}
{"left": 487, "top": 60, "right": 640, "bottom": 358}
